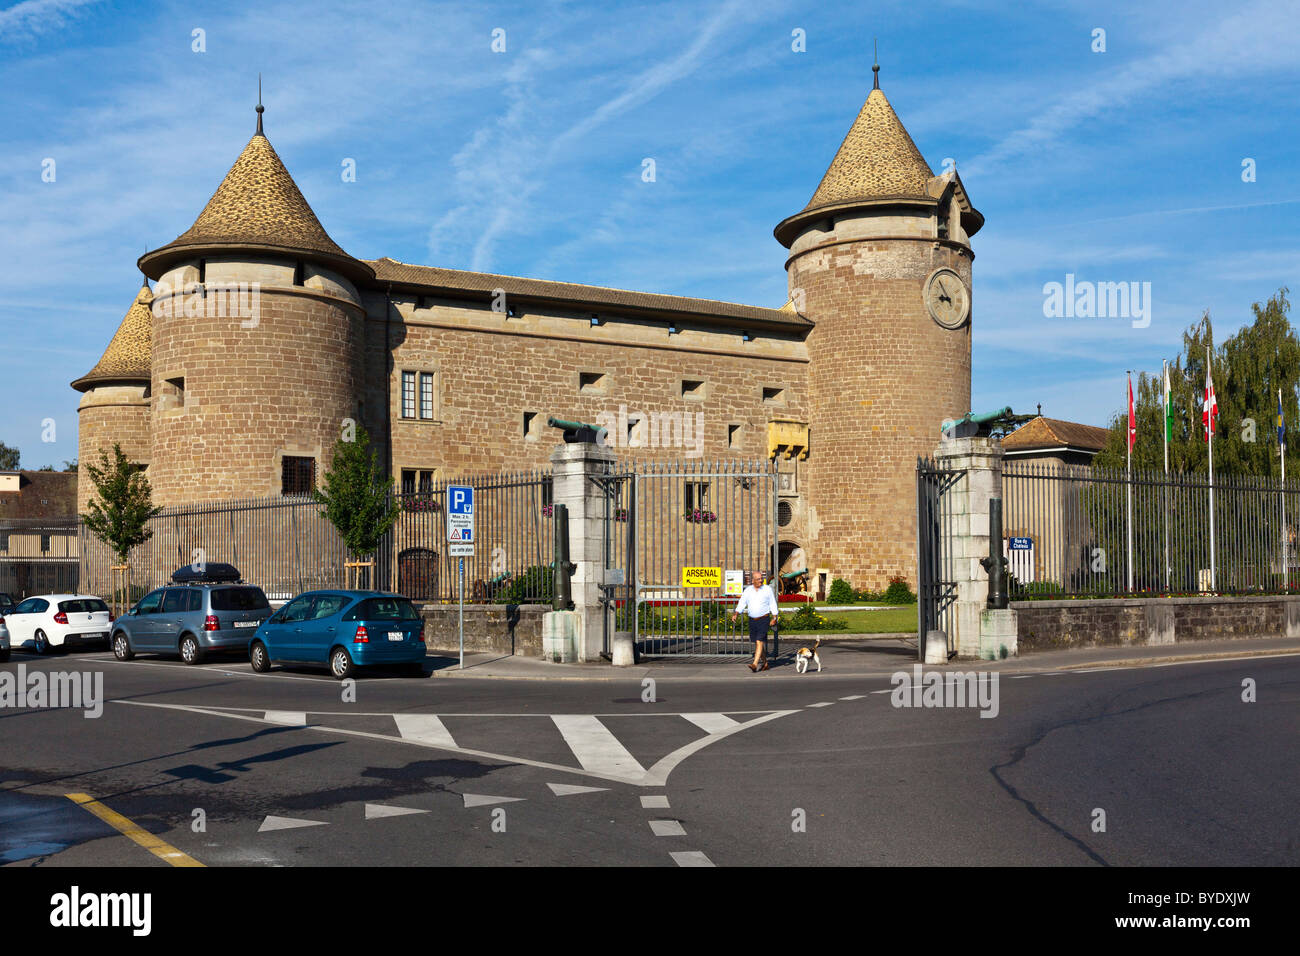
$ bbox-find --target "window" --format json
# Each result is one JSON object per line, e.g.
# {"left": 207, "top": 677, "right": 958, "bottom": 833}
{"left": 579, "top": 371, "right": 607, "bottom": 393}
{"left": 210, "top": 587, "right": 269, "bottom": 611}
{"left": 728, "top": 424, "right": 741, "bottom": 449}
{"left": 418, "top": 469, "right": 435, "bottom": 493}
{"left": 310, "top": 594, "right": 349, "bottom": 620}
{"left": 0, "top": 531, "right": 9, "bottom": 552}
{"left": 762, "top": 386, "right": 786, "bottom": 404}
{"left": 681, "top": 379, "right": 705, "bottom": 399}
{"left": 188, "top": 589, "right": 203, "bottom": 612}
{"left": 420, "top": 372, "right": 435, "bottom": 420}
{"left": 343, "top": 597, "right": 421, "bottom": 622}
{"left": 777, "top": 500, "right": 794, "bottom": 528}
{"left": 402, "top": 469, "right": 437, "bottom": 495}
{"left": 161, "top": 590, "right": 189, "bottom": 613}
{"left": 281, "top": 456, "right": 316, "bottom": 496}
{"left": 198, "top": 259, "right": 206, "bottom": 284}
{"left": 523, "top": 411, "right": 539, "bottom": 440}
{"left": 293, "top": 261, "right": 305, "bottom": 286}
{"left": 279, "top": 595, "right": 314, "bottom": 623}
{"left": 685, "top": 481, "right": 710, "bottom": 512}
{"left": 40, "top": 534, "right": 51, "bottom": 553}
{"left": 135, "top": 590, "right": 164, "bottom": 615}
{"left": 164, "top": 376, "right": 186, "bottom": 410}
{"left": 401, "top": 371, "right": 416, "bottom": 419}
{"left": 401, "top": 469, "right": 416, "bottom": 495}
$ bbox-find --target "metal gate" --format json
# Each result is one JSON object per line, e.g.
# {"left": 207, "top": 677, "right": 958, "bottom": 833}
{"left": 601, "top": 459, "right": 778, "bottom": 657}
{"left": 916, "top": 457, "right": 965, "bottom": 661}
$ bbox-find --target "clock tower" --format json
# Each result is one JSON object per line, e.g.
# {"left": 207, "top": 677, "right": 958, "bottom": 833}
{"left": 774, "top": 63, "right": 983, "bottom": 591}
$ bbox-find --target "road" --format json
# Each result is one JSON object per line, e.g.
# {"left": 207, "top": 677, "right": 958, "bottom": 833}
{"left": 1, "top": 644, "right": 1297, "bottom": 867}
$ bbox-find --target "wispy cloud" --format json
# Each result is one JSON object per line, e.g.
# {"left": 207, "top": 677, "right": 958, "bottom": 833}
{"left": 0, "top": 0, "right": 99, "bottom": 42}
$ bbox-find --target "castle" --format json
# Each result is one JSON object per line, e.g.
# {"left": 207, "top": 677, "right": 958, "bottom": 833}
{"left": 72, "top": 67, "right": 981, "bottom": 592}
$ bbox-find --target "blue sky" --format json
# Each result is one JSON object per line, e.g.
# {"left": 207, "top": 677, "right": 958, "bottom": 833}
{"left": 1, "top": 0, "right": 1297, "bottom": 469}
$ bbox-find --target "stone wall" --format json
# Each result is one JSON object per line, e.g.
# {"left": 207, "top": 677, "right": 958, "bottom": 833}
{"left": 1013, "top": 595, "right": 1300, "bottom": 652}
{"left": 76, "top": 384, "right": 151, "bottom": 512}
{"left": 420, "top": 602, "right": 548, "bottom": 656}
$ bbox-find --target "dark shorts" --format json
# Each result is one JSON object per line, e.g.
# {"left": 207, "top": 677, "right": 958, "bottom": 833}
{"left": 747, "top": 615, "right": 769, "bottom": 642}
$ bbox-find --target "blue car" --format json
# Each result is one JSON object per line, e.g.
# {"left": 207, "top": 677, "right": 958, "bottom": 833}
{"left": 249, "top": 591, "right": 427, "bottom": 679}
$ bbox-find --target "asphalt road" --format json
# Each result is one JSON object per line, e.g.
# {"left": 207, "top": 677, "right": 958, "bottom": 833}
{"left": 1, "top": 645, "right": 1296, "bottom": 867}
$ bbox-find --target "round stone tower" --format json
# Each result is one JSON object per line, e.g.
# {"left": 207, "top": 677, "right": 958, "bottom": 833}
{"left": 72, "top": 279, "right": 155, "bottom": 513}
{"left": 138, "top": 103, "right": 374, "bottom": 506}
{"left": 774, "top": 68, "right": 983, "bottom": 591}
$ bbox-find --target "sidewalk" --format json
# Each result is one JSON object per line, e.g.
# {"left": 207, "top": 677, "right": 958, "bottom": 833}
{"left": 425, "top": 635, "right": 1300, "bottom": 681}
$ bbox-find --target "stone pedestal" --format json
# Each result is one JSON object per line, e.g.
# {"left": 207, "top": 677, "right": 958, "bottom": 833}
{"left": 979, "top": 608, "right": 1017, "bottom": 660}
{"left": 550, "top": 442, "right": 617, "bottom": 662}
{"left": 934, "top": 436, "right": 1017, "bottom": 659}
{"left": 611, "top": 630, "right": 635, "bottom": 667}
{"left": 542, "top": 610, "right": 579, "bottom": 663}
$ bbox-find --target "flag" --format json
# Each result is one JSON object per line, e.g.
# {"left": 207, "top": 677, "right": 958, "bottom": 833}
{"left": 1203, "top": 363, "right": 1218, "bottom": 441}
{"left": 1164, "top": 364, "right": 1173, "bottom": 444}
{"left": 1279, "top": 389, "right": 1286, "bottom": 451}
{"left": 1127, "top": 373, "right": 1136, "bottom": 452}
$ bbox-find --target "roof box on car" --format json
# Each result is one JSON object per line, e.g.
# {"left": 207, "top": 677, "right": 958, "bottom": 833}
{"left": 170, "top": 563, "right": 242, "bottom": 584}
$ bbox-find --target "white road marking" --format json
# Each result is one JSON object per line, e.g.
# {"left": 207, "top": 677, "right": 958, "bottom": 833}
{"left": 839, "top": 695, "right": 866, "bottom": 700}
{"left": 649, "top": 820, "right": 686, "bottom": 837}
{"left": 393, "top": 714, "right": 458, "bottom": 749}
{"left": 640, "top": 795, "right": 670, "bottom": 809}
{"left": 870, "top": 689, "right": 892, "bottom": 694}
{"left": 1010, "top": 675, "right": 1035, "bottom": 680}
{"left": 463, "top": 793, "right": 525, "bottom": 808}
{"left": 365, "top": 803, "right": 428, "bottom": 820}
{"left": 807, "top": 702, "right": 834, "bottom": 708}
{"left": 671, "top": 850, "right": 715, "bottom": 867}
{"left": 258, "top": 815, "right": 326, "bottom": 832}
{"left": 547, "top": 783, "right": 608, "bottom": 796}
{"left": 552, "top": 715, "right": 647, "bottom": 778}
{"left": 680, "top": 712, "right": 740, "bottom": 734}
{"left": 263, "top": 711, "right": 306, "bottom": 725}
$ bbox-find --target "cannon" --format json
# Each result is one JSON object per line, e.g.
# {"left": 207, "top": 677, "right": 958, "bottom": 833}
{"left": 547, "top": 416, "right": 607, "bottom": 445}
{"left": 940, "top": 407, "right": 1034, "bottom": 439}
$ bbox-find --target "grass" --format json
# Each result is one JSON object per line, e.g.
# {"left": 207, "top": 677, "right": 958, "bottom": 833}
{"left": 777, "top": 605, "right": 916, "bottom": 635}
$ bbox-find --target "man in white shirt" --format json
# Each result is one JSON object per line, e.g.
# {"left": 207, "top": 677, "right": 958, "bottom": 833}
{"left": 731, "top": 569, "right": 778, "bottom": 672}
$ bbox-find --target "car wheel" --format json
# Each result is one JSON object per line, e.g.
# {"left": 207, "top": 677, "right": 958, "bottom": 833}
{"left": 329, "top": 646, "right": 356, "bottom": 680}
{"left": 112, "top": 632, "right": 134, "bottom": 661}
{"left": 250, "top": 641, "right": 270, "bottom": 673}
{"left": 179, "top": 634, "right": 203, "bottom": 665}
{"left": 34, "top": 630, "right": 51, "bottom": 655}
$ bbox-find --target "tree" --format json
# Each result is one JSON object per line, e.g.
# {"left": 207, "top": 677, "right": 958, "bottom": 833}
{"left": 0, "top": 442, "right": 18, "bottom": 470}
{"left": 314, "top": 424, "right": 401, "bottom": 584}
{"left": 62, "top": 458, "right": 78, "bottom": 472}
{"left": 82, "top": 443, "right": 163, "bottom": 563}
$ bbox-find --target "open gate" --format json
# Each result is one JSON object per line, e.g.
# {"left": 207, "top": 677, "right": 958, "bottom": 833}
{"left": 600, "top": 460, "right": 778, "bottom": 657}
{"left": 916, "top": 457, "right": 965, "bottom": 661}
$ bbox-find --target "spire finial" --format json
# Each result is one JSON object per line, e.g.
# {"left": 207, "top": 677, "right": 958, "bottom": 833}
{"left": 256, "top": 73, "right": 264, "bottom": 135}
{"left": 872, "top": 38, "right": 879, "bottom": 90}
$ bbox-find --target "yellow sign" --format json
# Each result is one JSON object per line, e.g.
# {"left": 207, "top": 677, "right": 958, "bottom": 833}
{"left": 682, "top": 566, "right": 722, "bottom": 588}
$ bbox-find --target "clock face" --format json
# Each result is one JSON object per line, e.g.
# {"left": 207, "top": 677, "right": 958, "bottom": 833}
{"left": 924, "top": 268, "right": 970, "bottom": 329}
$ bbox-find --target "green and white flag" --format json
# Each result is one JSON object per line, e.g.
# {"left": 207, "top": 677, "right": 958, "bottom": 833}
{"left": 1163, "top": 362, "right": 1173, "bottom": 444}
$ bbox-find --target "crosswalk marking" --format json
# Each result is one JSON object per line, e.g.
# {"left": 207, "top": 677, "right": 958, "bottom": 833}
{"left": 680, "top": 713, "right": 739, "bottom": 734}
{"left": 641, "top": 795, "right": 670, "bottom": 809}
{"left": 671, "top": 850, "right": 715, "bottom": 867}
{"left": 263, "top": 711, "right": 306, "bottom": 725}
{"left": 807, "top": 702, "right": 834, "bottom": 708}
{"left": 649, "top": 820, "right": 686, "bottom": 837}
{"left": 394, "top": 714, "right": 458, "bottom": 749}
{"left": 551, "top": 715, "right": 647, "bottom": 778}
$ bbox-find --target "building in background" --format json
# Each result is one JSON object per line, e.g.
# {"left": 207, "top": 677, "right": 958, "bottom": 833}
{"left": 0, "top": 470, "right": 78, "bottom": 597}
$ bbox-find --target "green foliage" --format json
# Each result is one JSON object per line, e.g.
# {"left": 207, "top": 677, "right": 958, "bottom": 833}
{"left": 827, "top": 578, "right": 856, "bottom": 604}
{"left": 0, "top": 442, "right": 19, "bottom": 470}
{"left": 780, "top": 603, "right": 848, "bottom": 631}
{"left": 81, "top": 443, "right": 162, "bottom": 563}
{"left": 882, "top": 575, "right": 916, "bottom": 605}
{"left": 314, "top": 424, "right": 401, "bottom": 559}
{"left": 1096, "top": 289, "right": 1297, "bottom": 479}
{"left": 1010, "top": 579, "right": 1064, "bottom": 598}
{"left": 496, "top": 564, "right": 554, "bottom": 605}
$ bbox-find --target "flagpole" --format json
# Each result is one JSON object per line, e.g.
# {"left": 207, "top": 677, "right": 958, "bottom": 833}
{"left": 1281, "top": 387, "right": 1287, "bottom": 590}
{"left": 1164, "top": 360, "right": 1170, "bottom": 590}
{"left": 1208, "top": 345, "right": 1216, "bottom": 592}
{"left": 1127, "top": 371, "right": 1134, "bottom": 593}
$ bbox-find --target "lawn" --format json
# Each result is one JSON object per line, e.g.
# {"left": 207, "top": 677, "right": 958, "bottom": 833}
{"left": 777, "top": 605, "right": 916, "bottom": 635}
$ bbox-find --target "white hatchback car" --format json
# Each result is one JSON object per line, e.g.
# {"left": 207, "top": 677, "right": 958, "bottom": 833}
{"left": 0, "top": 614, "right": 9, "bottom": 663}
{"left": 3, "top": 594, "right": 112, "bottom": 655}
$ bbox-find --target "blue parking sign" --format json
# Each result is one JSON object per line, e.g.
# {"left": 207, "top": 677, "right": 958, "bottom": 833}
{"left": 449, "top": 486, "right": 473, "bottom": 515}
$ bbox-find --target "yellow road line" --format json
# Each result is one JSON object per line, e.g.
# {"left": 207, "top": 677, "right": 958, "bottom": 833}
{"left": 65, "top": 793, "right": 204, "bottom": 867}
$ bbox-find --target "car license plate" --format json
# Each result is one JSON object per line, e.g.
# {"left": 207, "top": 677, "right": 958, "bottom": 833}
{"left": 234, "top": 621, "right": 258, "bottom": 628}
{"left": 84, "top": 632, "right": 108, "bottom": 639}
{"left": 388, "top": 631, "right": 404, "bottom": 641}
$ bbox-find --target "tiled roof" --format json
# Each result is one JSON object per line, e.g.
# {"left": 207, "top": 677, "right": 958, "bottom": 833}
{"left": 803, "top": 88, "right": 935, "bottom": 209}
{"left": 1003, "top": 416, "right": 1110, "bottom": 453}
{"left": 71, "top": 283, "right": 153, "bottom": 391}
{"left": 141, "top": 132, "right": 371, "bottom": 281}
{"left": 0, "top": 471, "right": 78, "bottom": 520}
{"left": 367, "top": 258, "right": 812, "bottom": 330}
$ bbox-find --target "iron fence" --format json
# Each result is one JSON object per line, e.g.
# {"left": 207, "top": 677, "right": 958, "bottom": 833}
{"left": 1003, "top": 462, "right": 1299, "bottom": 598}
{"left": 73, "top": 470, "right": 553, "bottom": 605}
{"left": 0, "top": 519, "right": 80, "bottom": 599}
{"left": 916, "top": 457, "right": 964, "bottom": 658}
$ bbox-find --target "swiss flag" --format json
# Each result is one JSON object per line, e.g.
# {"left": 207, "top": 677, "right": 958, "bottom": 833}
{"left": 1127, "top": 374, "right": 1136, "bottom": 452}
{"left": 1203, "top": 367, "right": 1218, "bottom": 440}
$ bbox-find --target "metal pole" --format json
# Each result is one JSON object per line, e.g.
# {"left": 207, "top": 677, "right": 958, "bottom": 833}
{"left": 458, "top": 555, "right": 464, "bottom": 669}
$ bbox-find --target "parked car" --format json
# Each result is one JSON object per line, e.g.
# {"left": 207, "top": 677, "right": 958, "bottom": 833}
{"left": 112, "top": 565, "right": 272, "bottom": 664}
{"left": 3, "top": 594, "right": 112, "bottom": 654}
{"left": 250, "top": 591, "right": 427, "bottom": 679}
{"left": 0, "top": 613, "right": 9, "bottom": 663}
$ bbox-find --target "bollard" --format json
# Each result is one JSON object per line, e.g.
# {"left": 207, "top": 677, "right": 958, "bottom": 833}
{"left": 980, "top": 497, "right": 1009, "bottom": 610}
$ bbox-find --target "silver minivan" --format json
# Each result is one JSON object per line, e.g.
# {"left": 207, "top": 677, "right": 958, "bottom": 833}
{"left": 112, "top": 581, "right": 273, "bottom": 664}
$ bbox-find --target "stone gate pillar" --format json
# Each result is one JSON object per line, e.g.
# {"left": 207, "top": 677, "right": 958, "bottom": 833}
{"left": 550, "top": 441, "right": 616, "bottom": 662}
{"left": 933, "top": 435, "right": 1014, "bottom": 658}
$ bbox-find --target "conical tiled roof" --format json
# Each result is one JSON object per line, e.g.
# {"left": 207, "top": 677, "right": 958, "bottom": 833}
{"left": 775, "top": 85, "right": 950, "bottom": 248}
{"left": 140, "top": 126, "right": 372, "bottom": 282}
{"left": 72, "top": 281, "right": 153, "bottom": 392}
{"left": 804, "top": 88, "right": 934, "bottom": 208}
